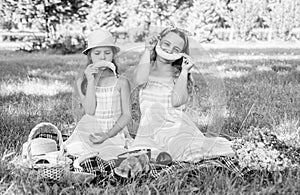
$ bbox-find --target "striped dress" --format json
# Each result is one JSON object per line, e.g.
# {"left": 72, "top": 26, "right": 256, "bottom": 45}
{"left": 130, "top": 75, "right": 234, "bottom": 162}
{"left": 64, "top": 78, "right": 128, "bottom": 160}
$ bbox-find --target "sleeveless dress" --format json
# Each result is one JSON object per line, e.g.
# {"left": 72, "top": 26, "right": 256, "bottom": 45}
{"left": 130, "top": 75, "right": 234, "bottom": 162}
{"left": 64, "top": 78, "right": 128, "bottom": 160}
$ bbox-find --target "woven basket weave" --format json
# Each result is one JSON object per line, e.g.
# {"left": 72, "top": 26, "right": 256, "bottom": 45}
{"left": 23, "top": 122, "right": 71, "bottom": 181}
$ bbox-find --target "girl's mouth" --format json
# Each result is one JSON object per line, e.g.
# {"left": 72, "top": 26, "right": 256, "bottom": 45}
{"left": 155, "top": 41, "right": 182, "bottom": 61}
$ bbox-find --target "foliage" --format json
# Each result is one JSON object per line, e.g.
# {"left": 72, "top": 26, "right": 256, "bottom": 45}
{"left": 5, "top": 0, "right": 91, "bottom": 34}
{"left": 121, "top": 0, "right": 192, "bottom": 41}
{"left": 186, "top": 0, "right": 219, "bottom": 42}
{"left": 86, "top": 0, "right": 127, "bottom": 32}
{"left": 43, "top": 34, "right": 85, "bottom": 54}
{"left": 0, "top": 0, "right": 91, "bottom": 50}
{"left": 215, "top": 0, "right": 266, "bottom": 41}
{"left": 262, "top": 0, "right": 300, "bottom": 41}
{"left": 0, "top": 0, "right": 20, "bottom": 30}
{"left": 232, "top": 127, "right": 295, "bottom": 171}
{"left": 273, "top": 119, "right": 300, "bottom": 148}
{"left": 1, "top": 0, "right": 300, "bottom": 45}
{"left": 169, "top": 1, "right": 192, "bottom": 28}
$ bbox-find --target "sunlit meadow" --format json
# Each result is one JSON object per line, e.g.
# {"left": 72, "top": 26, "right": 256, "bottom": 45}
{"left": 1, "top": 48, "right": 300, "bottom": 194}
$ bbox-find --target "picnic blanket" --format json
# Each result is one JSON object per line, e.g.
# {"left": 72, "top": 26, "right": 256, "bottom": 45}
{"left": 66, "top": 154, "right": 242, "bottom": 183}
{"left": 36, "top": 133, "right": 242, "bottom": 183}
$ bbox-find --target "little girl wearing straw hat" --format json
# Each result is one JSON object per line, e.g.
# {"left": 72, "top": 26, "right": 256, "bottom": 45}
{"left": 64, "top": 29, "right": 132, "bottom": 160}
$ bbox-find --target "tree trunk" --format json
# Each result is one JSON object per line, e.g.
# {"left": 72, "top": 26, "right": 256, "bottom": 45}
{"left": 229, "top": 27, "right": 234, "bottom": 41}
{"left": 268, "top": 26, "right": 273, "bottom": 41}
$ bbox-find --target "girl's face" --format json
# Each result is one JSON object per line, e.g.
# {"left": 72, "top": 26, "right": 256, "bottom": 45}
{"left": 90, "top": 46, "right": 114, "bottom": 63}
{"left": 160, "top": 32, "right": 185, "bottom": 55}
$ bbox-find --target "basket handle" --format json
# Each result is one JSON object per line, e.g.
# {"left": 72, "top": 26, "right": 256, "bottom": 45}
{"left": 27, "top": 122, "right": 64, "bottom": 163}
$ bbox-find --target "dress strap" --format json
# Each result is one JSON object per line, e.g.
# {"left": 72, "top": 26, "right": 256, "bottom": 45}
{"left": 112, "top": 76, "right": 119, "bottom": 87}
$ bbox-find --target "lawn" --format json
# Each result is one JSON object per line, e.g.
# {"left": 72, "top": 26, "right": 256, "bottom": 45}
{"left": 0, "top": 48, "right": 300, "bottom": 194}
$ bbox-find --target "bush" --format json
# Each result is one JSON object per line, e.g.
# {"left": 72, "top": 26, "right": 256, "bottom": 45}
{"left": 45, "top": 35, "right": 86, "bottom": 55}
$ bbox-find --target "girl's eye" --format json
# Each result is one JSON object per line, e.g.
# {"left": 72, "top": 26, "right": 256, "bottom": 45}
{"left": 105, "top": 51, "right": 112, "bottom": 55}
{"left": 173, "top": 49, "right": 180, "bottom": 53}
{"left": 162, "top": 42, "right": 170, "bottom": 46}
{"left": 94, "top": 52, "right": 100, "bottom": 55}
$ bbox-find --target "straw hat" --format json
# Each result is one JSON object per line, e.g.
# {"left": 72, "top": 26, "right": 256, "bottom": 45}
{"left": 22, "top": 138, "right": 58, "bottom": 157}
{"left": 30, "top": 138, "right": 58, "bottom": 156}
{"left": 82, "top": 29, "right": 121, "bottom": 55}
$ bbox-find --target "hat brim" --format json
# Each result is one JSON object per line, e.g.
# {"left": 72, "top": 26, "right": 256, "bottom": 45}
{"left": 82, "top": 44, "right": 121, "bottom": 55}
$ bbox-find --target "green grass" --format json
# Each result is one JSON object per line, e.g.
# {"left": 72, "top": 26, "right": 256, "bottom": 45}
{"left": 209, "top": 48, "right": 300, "bottom": 56}
{"left": 1, "top": 50, "right": 300, "bottom": 194}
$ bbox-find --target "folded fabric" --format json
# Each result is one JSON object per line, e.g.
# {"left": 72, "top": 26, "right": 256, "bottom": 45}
{"left": 117, "top": 149, "right": 151, "bottom": 161}
{"left": 69, "top": 154, "right": 242, "bottom": 183}
{"left": 114, "top": 153, "right": 150, "bottom": 178}
{"left": 37, "top": 132, "right": 69, "bottom": 142}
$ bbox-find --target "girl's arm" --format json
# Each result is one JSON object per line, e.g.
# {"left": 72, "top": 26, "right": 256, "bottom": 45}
{"left": 135, "top": 48, "right": 151, "bottom": 85}
{"left": 107, "top": 78, "right": 132, "bottom": 137}
{"left": 135, "top": 35, "right": 159, "bottom": 85}
{"left": 171, "top": 69, "right": 189, "bottom": 107}
{"left": 171, "top": 55, "right": 194, "bottom": 107}
{"left": 90, "top": 78, "right": 132, "bottom": 144}
{"left": 77, "top": 64, "right": 98, "bottom": 115}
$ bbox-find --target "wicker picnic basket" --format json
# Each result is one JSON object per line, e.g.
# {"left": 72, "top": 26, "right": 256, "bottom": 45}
{"left": 22, "top": 122, "right": 71, "bottom": 181}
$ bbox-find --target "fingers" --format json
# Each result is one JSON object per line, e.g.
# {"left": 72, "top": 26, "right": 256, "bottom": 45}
{"left": 183, "top": 58, "right": 193, "bottom": 66}
{"left": 145, "top": 34, "right": 160, "bottom": 49}
{"left": 182, "top": 55, "right": 195, "bottom": 71}
{"left": 87, "top": 64, "right": 97, "bottom": 70}
{"left": 147, "top": 34, "right": 159, "bottom": 42}
{"left": 181, "top": 53, "right": 188, "bottom": 58}
{"left": 92, "top": 132, "right": 106, "bottom": 137}
{"left": 182, "top": 54, "right": 194, "bottom": 65}
{"left": 89, "top": 132, "right": 108, "bottom": 144}
{"left": 148, "top": 35, "right": 160, "bottom": 44}
{"left": 85, "top": 68, "right": 98, "bottom": 75}
{"left": 85, "top": 64, "right": 99, "bottom": 74}
{"left": 182, "top": 53, "right": 193, "bottom": 61}
{"left": 89, "top": 134, "right": 96, "bottom": 143}
{"left": 89, "top": 134, "right": 103, "bottom": 144}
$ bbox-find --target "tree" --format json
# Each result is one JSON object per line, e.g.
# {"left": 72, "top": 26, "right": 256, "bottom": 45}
{"left": 186, "top": 0, "right": 220, "bottom": 42}
{"left": 1, "top": 0, "right": 93, "bottom": 39}
{"left": 86, "top": 0, "right": 127, "bottom": 32}
{"left": 0, "top": 0, "right": 22, "bottom": 30}
{"left": 223, "top": 0, "right": 265, "bottom": 41}
{"left": 122, "top": 0, "right": 192, "bottom": 40}
{"left": 169, "top": 0, "right": 193, "bottom": 28}
{"left": 262, "top": 0, "right": 300, "bottom": 41}
{"left": 153, "top": 0, "right": 193, "bottom": 27}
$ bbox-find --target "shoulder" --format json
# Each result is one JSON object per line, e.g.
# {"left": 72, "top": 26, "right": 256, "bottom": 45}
{"left": 117, "top": 77, "right": 131, "bottom": 90}
{"left": 76, "top": 72, "right": 85, "bottom": 84}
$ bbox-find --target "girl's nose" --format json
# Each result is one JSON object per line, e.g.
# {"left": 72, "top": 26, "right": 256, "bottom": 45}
{"left": 99, "top": 53, "right": 106, "bottom": 60}
{"left": 162, "top": 47, "right": 172, "bottom": 54}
